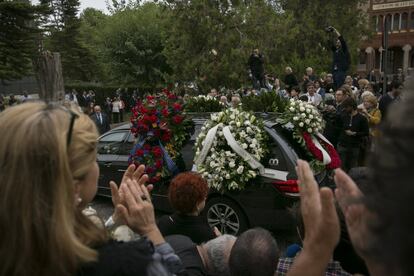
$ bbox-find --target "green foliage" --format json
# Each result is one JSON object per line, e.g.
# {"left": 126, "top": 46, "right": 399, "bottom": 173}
{"left": 162, "top": 0, "right": 296, "bottom": 91}
{"left": 0, "top": 1, "right": 45, "bottom": 82}
{"left": 280, "top": 0, "right": 370, "bottom": 74}
{"left": 241, "top": 92, "right": 289, "bottom": 113}
{"left": 184, "top": 96, "right": 225, "bottom": 113}
{"left": 43, "top": 0, "right": 100, "bottom": 81}
{"left": 98, "top": 3, "right": 171, "bottom": 87}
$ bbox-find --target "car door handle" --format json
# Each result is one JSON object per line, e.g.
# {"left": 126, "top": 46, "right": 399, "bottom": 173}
{"left": 117, "top": 169, "right": 127, "bottom": 172}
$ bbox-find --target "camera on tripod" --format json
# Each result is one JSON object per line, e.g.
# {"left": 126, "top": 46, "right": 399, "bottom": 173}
{"left": 325, "top": 26, "right": 334, "bottom": 33}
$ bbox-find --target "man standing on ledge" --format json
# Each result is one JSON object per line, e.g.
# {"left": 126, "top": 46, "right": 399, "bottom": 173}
{"left": 330, "top": 27, "right": 350, "bottom": 90}
{"left": 248, "top": 48, "right": 265, "bottom": 90}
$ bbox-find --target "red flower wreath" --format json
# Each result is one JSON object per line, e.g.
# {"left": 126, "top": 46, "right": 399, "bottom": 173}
{"left": 302, "top": 132, "right": 341, "bottom": 170}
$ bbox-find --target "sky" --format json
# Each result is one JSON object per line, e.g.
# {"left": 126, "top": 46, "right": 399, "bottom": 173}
{"left": 31, "top": 0, "right": 109, "bottom": 14}
{"left": 79, "top": 0, "right": 108, "bottom": 13}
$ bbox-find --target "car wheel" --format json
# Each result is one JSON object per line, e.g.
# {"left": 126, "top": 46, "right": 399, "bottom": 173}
{"left": 205, "top": 197, "right": 248, "bottom": 235}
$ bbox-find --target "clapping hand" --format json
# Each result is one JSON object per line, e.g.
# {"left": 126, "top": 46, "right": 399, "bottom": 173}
{"left": 110, "top": 164, "right": 153, "bottom": 224}
{"left": 116, "top": 178, "right": 165, "bottom": 245}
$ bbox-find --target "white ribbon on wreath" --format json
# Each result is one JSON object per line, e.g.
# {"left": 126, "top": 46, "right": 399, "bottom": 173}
{"left": 312, "top": 132, "right": 335, "bottom": 165}
{"left": 194, "top": 123, "right": 289, "bottom": 181}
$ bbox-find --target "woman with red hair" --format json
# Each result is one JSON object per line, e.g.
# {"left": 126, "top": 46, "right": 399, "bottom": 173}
{"left": 157, "top": 172, "right": 218, "bottom": 243}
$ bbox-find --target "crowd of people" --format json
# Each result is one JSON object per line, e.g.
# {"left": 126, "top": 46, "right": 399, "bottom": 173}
{"left": 0, "top": 78, "right": 413, "bottom": 276}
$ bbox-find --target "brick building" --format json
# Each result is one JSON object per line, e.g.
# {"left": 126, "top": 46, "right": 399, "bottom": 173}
{"left": 358, "top": 0, "right": 414, "bottom": 77}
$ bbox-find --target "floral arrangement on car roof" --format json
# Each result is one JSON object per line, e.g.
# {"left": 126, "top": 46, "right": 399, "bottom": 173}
{"left": 129, "top": 89, "right": 192, "bottom": 184}
{"left": 193, "top": 108, "right": 267, "bottom": 192}
{"left": 184, "top": 95, "right": 225, "bottom": 113}
{"left": 279, "top": 99, "right": 341, "bottom": 172}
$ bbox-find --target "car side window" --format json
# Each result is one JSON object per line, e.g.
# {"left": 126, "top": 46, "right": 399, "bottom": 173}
{"left": 263, "top": 132, "right": 288, "bottom": 171}
{"left": 119, "top": 132, "right": 136, "bottom": 156}
{"left": 97, "top": 131, "right": 127, "bottom": 154}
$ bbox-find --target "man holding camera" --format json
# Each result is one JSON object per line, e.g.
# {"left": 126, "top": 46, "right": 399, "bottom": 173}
{"left": 328, "top": 26, "right": 350, "bottom": 90}
{"left": 248, "top": 48, "right": 265, "bottom": 90}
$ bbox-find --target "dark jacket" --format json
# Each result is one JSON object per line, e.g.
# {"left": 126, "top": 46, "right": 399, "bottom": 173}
{"left": 248, "top": 54, "right": 264, "bottom": 77}
{"left": 157, "top": 213, "right": 216, "bottom": 244}
{"left": 331, "top": 36, "right": 350, "bottom": 72}
{"left": 91, "top": 112, "right": 111, "bottom": 135}
{"left": 338, "top": 112, "right": 369, "bottom": 148}
{"left": 283, "top": 73, "right": 298, "bottom": 91}
{"left": 378, "top": 93, "right": 394, "bottom": 120}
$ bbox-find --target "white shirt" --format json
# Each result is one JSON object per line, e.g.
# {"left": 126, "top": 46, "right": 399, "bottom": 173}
{"left": 306, "top": 93, "right": 322, "bottom": 106}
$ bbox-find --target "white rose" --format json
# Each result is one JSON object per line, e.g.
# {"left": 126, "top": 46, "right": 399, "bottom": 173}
{"left": 242, "top": 143, "right": 248, "bottom": 149}
{"left": 230, "top": 114, "right": 235, "bottom": 120}
{"left": 225, "top": 174, "right": 231, "bottom": 179}
{"left": 246, "top": 127, "right": 253, "bottom": 133}
{"left": 307, "top": 128, "right": 313, "bottom": 133}
{"left": 306, "top": 108, "right": 311, "bottom": 113}
{"left": 301, "top": 113, "right": 306, "bottom": 118}
{"left": 293, "top": 116, "right": 299, "bottom": 121}
{"left": 236, "top": 122, "right": 241, "bottom": 127}
{"left": 299, "top": 122, "right": 304, "bottom": 127}
{"left": 229, "top": 161, "right": 236, "bottom": 168}
{"left": 289, "top": 107, "right": 295, "bottom": 112}
{"left": 244, "top": 120, "right": 251, "bottom": 126}
{"left": 309, "top": 114, "right": 313, "bottom": 119}
{"left": 300, "top": 107, "right": 305, "bottom": 112}
{"left": 237, "top": 166, "right": 244, "bottom": 174}
{"left": 305, "top": 119, "right": 310, "bottom": 124}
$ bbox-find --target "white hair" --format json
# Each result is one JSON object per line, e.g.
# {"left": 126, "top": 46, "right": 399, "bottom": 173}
{"left": 204, "top": 234, "right": 236, "bottom": 276}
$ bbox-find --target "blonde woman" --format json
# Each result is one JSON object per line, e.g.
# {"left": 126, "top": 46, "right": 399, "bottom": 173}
{"left": 361, "top": 94, "right": 382, "bottom": 139}
{"left": 0, "top": 102, "right": 181, "bottom": 276}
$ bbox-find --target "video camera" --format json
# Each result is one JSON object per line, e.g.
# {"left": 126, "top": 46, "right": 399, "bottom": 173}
{"left": 325, "top": 26, "right": 334, "bottom": 33}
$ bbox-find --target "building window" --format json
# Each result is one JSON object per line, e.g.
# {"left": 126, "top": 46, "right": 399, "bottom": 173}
{"left": 393, "top": 13, "right": 400, "bottom": 31}
{"left": 402, "top": 13, "right": 408, "bottom": 30}
{"left": 411, "top": 12, "right": 414, "bottom": 29}
{"left": 378, "top": 15, "right": 384, "bottom": 32}
{"left": 386, "top": 14, "right": 392, "bottom": 32}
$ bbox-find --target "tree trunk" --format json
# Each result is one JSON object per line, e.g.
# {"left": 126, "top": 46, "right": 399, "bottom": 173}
{"left": 34, "top": 51, "right": 64, "bottom": 101}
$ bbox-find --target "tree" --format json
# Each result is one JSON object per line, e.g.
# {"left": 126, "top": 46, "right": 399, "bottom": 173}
{"left": 162, "top": 0, "right": 296, "bottom": 91}
{"left": 98, "top": 3, "right": 171, "bottom": 87}
{"left": 42, "top": 0, "right": 99, "bottom": 81}
{"left": 280, "top": 0, "right": 370, "bottom": 75}
{"left": 0, "top": 1, "right": 44, "bottom": 82}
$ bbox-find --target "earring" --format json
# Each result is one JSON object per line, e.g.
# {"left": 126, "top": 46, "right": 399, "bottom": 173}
{"left": 76, "top": 196, "right": 82, "bottom": 206}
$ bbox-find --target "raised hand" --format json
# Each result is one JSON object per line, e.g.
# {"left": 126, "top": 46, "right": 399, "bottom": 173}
{"left": 116, "top": 179, "right": 164, "bottom": 245}
{"left": 109, "top": 164, "right": 153, "bottom": 224}
{"left": 334, "top": 169, "right": 371, "bottom": 258}
{"left": 297, "top": 160, "right": 340, "bottom": 256}
{"left": 287, "top": 160, "right": 340, "bottom": 276}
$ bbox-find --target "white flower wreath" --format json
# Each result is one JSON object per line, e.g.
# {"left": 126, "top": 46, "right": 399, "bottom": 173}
{"left": 194, "top": 109, "right": 267, "bottom": 192}
{"left": 285, "top": 99, "right": 324, "bottom": 133}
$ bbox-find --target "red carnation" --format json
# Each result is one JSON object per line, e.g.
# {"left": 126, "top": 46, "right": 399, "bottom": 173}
{"left": 155, "top": 159, "right": 163, "bottom": 169}
{"left": 159, "top": 100, "right": 168, "bottom": 107}
{"left": 168, "top": 94, "right": 177, "bottom": 100}
{"left": 172, "top": 115, "right": 184, "bottom": 124}
{"left": 143, "top": 144, "right": 151, "bottom": 151}
{"left": 149, "top": 176, "right": 161, "bottom": 184}
{"left": 138, "top": 105, "right": 148, "bottom": 114}
{"left": 152, "top": 146, "right": 163, "bottom": 158}
{"left": 146, "top": 167, "right": 155, "bottom": 174}
{"left": 173, "top": 102, "right": 182, "bottom": 111}
{"left": 161, "top": 109, "right": 170, "bottom": 117}
{"left": 135, "top": 149, "right": 144, "bottom": 157}
{"left": 146, "top": 95, "right": 155, "bottom": 101}
{"left": 161, "top": 132, "right": 171, "bottom": 142}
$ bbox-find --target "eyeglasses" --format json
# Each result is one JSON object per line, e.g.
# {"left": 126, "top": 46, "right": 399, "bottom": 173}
{"left": 44, "top": 103, "right": 79, "bottom": 147}
{"left": 66, "top": 109, "right": 79, "bottom": 147}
